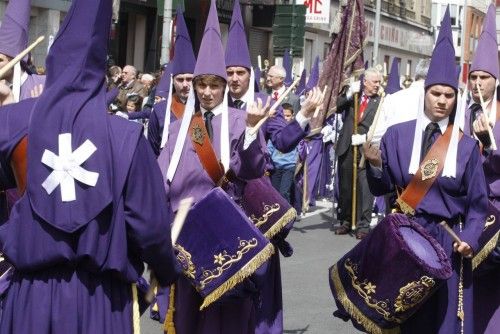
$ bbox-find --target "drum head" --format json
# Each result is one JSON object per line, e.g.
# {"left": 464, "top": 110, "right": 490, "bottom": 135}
{"left": 400, "top": 226, "right": 444, "bottom": 270}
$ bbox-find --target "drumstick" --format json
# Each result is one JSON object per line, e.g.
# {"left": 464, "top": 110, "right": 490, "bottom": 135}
{"left": 0, "top": 36, "right": 45, "bottom": 80}
{"left": 359, "top": 92, "right": 386, "bottom": 168}
{"left": 476, "top": 82, "right": 497, "bottom": 150}
{"left": 439, "top": 221, "right": 462, "bottom": 244}
{"left": 145, "top": 197, "right": 194, "bottom": 303}
{"left": 312, "top": 85, "right": 328, "bottom": 118}
{"left": 249, "top": 77, "right": 301, "bottom": 136}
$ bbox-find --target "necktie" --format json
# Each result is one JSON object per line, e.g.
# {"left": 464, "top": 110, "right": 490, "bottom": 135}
{"left": 273, "top": 91, "right": 279, "bottom": 101}
{"left": 358, "top": 95, "right": 368, "bottom": 122}
{"left": 204, "top": 111, "right": 215, "bottom": 141}
{"left": 469, "top": 103, "right": 482, "bottom": 135}
{"left": 234, "top": 99, "right": 244, "bottom": 109}
{"left": 421, "top": 122, "right": 440, "bottom": 162}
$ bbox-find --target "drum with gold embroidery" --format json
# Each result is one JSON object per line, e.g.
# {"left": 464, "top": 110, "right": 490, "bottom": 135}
{"left": 241, "top": 176, "right": 297, "bottom": 239}
{"left": 173, "top": 187, "right": 274, "bottom": 310}
{"left": 328, "top": 213, "right": 452, "bottom": 333}
{"left": 473, "top": 202, "right": 500, "bottom": 272}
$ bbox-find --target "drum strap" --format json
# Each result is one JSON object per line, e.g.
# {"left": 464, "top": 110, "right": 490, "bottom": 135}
{"left": 397, "top": 125, "right": 462, "bottom": 215}
{"left": 188, "top": 112, "right": 231, "bottom": 188}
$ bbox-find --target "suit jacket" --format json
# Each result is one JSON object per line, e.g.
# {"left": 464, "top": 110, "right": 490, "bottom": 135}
{"left": 267, "top": 90, "right": 301, "bottom": 114}
{"left": 116, "top": 80, "right": 148, "bottom": 110}
{"left": 335, "top": 93, "right": 381, "bottom": 157}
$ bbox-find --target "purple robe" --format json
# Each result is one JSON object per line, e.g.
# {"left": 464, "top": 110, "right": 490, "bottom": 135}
{"left": 367, "top": 120, "right": 488, "bottom": 333}
{"left": 156, "top": 106, "right": 267, "bottom": 333}
{"left": 465, "top": 106, "right": 500, "bottom": 333}
{"left": 0, "top": 105, "right": 179, "bottom": 333}
{"left": 19, "top": 74, "right": 45, "bottom": 101}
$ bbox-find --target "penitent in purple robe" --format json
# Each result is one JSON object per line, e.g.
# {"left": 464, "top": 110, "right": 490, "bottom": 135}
{"left": 367, "top": 120, "right": 488, "bottom": 334}
{"left": 156, "top": 106, "right": 267, "bottom": 333}
{"left": 0, "top": 102, "right": 179, "bottom": 332}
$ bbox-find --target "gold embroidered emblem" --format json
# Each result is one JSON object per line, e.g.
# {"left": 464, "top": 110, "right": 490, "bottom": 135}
{"left": 484, "top": 214, "right": 496, "bottom": 230}
{"left": 396, "top": 198, "right": 415, "bottom": 216}
{"left": 174, "top": 244, "right": 196, "bottom": 279}
{"left": 250, "top": 203, "right": 281, "bottom": 228}
{"left": 420, "top": 158, "right": 439, "bottom": 181}
{"left": 344, "top": 259, "right": 401, "bottom": 323}
{"left": 198, "top": 238, "right": 258, "bottom": 290}
{"left": 394, "top": 276, "right": 435, "bottom": 313}
{"left": 192, "top": 124, "right": 204, "bottom": 145}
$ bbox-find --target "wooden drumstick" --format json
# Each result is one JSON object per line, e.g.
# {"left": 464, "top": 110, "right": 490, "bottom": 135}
{"left": 146, "top": 197, "right": 193, "bottom": 303}
{"left": 249, "top": 77, "right": 301, "bottom": 136}
{"left": 0, "top": 36, "right": 45, "bottom": 79}
{"left": 476, "top": 82, "right": 497, "bottom": 150}
{"left": 312, "top": 85, "right": 328, "bottom": 118}
{"left": 439, "top": 221, "right": 462, "bottom": 244}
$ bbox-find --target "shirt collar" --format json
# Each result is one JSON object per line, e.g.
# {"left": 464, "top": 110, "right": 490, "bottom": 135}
{"left": 230, "top": 88, "right": 251, "bottom": 105}
{"left": 201, "top": 102, "right": 224, "bottom": 118}
{"left": 422, "top": 113, "right": 449, "bottom": 134}
{"left": 273, "top": 85, "right": 286, "bottom": 96}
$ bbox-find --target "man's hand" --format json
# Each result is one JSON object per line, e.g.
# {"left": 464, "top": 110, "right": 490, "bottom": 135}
{"left": 0, "top": 80, "right": 14, "bottom": 106}
{"left": 351, "top": 133, "right": 367, "bottom": 146}
{"left": 346, "top": 80, "right": 361, "bottom": 99}
{"left": 299, "top": 86, "right": 324, "bottom": 118}
{"left": 363, "top": 142, "right": 382, "bottom": 168}
{"left": 246, "top": 96, "right": 271, "bottom": 127}
{"left": 453, "top": 241, "right": 473, "bottom": 258}
{"left": 30, "top": 84, "right": 44, "bottom": 98}
{"left": 473, "top": 113, "right": 493, "bottom": 147}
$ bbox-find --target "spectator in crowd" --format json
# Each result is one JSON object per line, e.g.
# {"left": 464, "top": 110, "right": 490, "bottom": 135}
{"left": 116, "top": 64, "right": 148, "bottom": 110}
{"left": 266, "top": 65, "right": 300, "bottom": 113}
{"left": 106, "top": 65, "right": 122, "bottom": 89}
{"left": 126, "top": 94, "right": 143, "bottom": 113}
{"left": 268, "top": 103, "right": 299, "bottom": 203}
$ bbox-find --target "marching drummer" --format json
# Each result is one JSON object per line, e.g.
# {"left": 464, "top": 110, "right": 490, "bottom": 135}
{"left": 156, "top": 1, "right": 271, "bottom": 332}
{"left": 363, "top": 7, "right": 488, "bottom": 333}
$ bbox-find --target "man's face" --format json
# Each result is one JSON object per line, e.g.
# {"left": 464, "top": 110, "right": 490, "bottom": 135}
{"left": 195, "top": 78, "right": 225, "bottom": 110}
{"left": 424, "top": 84, "right": 456, "bottom": 122}
{"left": 266, "top": 68, "right": 284, "bottom": 90}
{"left": 173, "top": 73, "right": 193, "bottom": 101}
{"left": 283, "top": 109, "right": 294, "bottom": 123}
{"left": 0, "top": 53, "right": 13, "bottom": 81}
{"left": 363, "top": 73, "right": 382, "bottom": 97}
{"left": 141, "top": 77, "right": 154, "bottom": 90}
{"left": 469, "top": 70, "right": 496, "bottom": 102}
{"left": 226, "top": 66, "right": 250, "bottom": 99}
{"left": 121, "top": 66, "right": 136, "bottom": 84}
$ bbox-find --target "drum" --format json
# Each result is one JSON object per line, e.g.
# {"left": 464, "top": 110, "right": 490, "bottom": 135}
{"left": 241, "top": 176, "right": 297, "bottom": 239}
{"left": 174, "top": 187, "right": 274, "bottom": 310}
{"left": 329, "top": 213, "right": 452, "bottom": 333}
{"left": 472, "top": 202, "right": 500, "bottom": 272}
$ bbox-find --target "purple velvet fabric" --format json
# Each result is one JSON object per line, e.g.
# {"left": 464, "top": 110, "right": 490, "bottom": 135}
{"left": 329, "top": 214, "right": 452, "bottom": 331}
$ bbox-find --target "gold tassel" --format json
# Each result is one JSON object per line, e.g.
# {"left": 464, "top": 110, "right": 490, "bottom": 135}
{"left": 263, "top": 208, "right": 297, "bottom": 239}
{"left": 199, "top": 243, "right": 275, "bottom": 310}
{"left": 163, "top": 284, "right": 176, "bottom": 334}
{"left": 132, "top": 284, "right": 141, "bottom": 334}
{"left": 330, "top": 265, "right": 401, "bottom": 334}
{"left": 472, "top": 230, "right": 500, "bottom": 270}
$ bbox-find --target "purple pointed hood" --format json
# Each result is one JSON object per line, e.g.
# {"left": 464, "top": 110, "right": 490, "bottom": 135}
{"left": 425, "top": 6, "right": 457, "bottom": 91}
{"left": 156, "top": 62, "right": 173, "bottom": 98}
{"left": 225, "top": 0, "right": 251, "bottom": 70}
{"left": 27, "top": 0, "right": 113, "bottom": 233}
{"left": 193, "top": 0, "right": 227, "bottom": 80}
{"left": 283, "top": 49, "right": 293, "bottom": 87}
{"left": 295, "top": 69, "right": 307, "bottom": 96}
{"left": 254, "top": 66, "right": 261, "bottom": 92}
{"left": 0, "top": 0, "right": 31, "bottom": 59}
{"left": 385, "top": 57, "right": 401, "bottom": 94}
{"left": 470, "top": 4, "right": 499, "bottom": 79}
{"left": 172, "top": 6, "right": 196, "bottom": 76}
{"left": 306, "top": 56, "right": 320, "bottom": 91}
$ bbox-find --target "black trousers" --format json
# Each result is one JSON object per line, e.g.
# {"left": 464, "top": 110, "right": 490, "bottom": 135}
{"left": 337, "top": 146, "right": 374, "bottom": 232}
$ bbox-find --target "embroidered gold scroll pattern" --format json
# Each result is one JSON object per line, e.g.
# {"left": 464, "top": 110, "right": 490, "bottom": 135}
{"left": 174, "top": 244, "right": 196, "bottom": 279}
{"left": 344, "top": 259, "right": 401, "bottom": 323}
{"left": 198, "top": 238, "right": 258, "bottom": 290}
{"left": 420, "top": 158, "right": 439, "bottom": 181}
{"left": 250, "top": 203, "right": 281, "bottom": 228}
{"left": 394, "top": 276, "right": 435, "bottom": 313}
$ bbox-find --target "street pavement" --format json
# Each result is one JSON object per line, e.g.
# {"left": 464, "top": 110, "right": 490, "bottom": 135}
{"left": 141, "top": 200, "right": 361, "bottom": 334}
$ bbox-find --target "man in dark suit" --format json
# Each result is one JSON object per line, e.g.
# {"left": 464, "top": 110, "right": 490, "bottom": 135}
{"left": 335, "top": 67, "right": 382, "bottom": 239}
{"left": 266, "top": 65, "right": 301, "bottom": 113}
